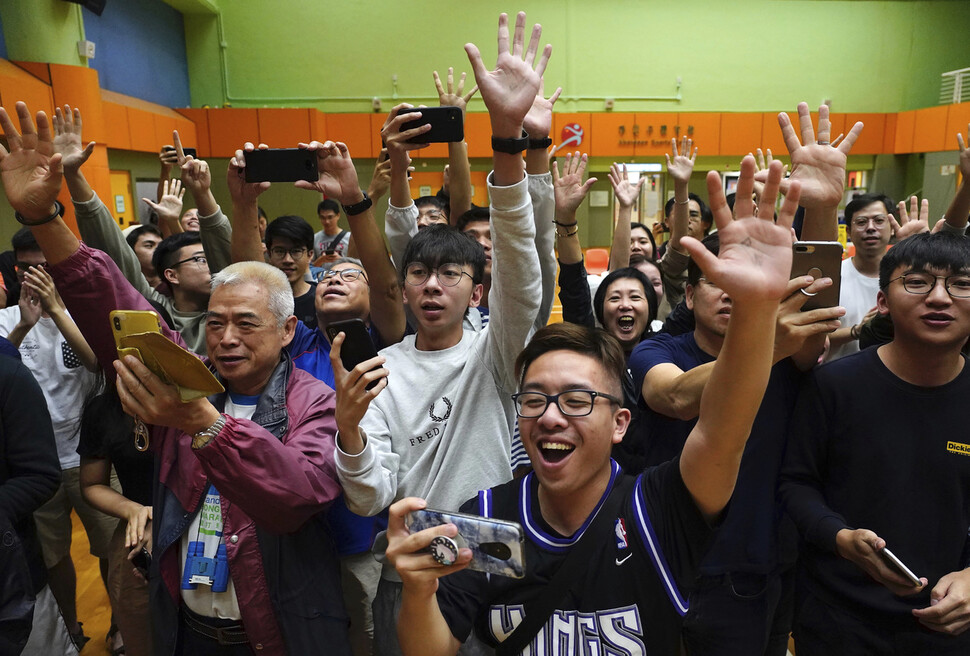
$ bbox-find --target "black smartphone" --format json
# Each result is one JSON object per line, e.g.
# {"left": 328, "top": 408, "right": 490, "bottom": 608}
{"left": 399, "top": 106, "right": 464, "bottom": 144}
{"left": 164, "top": 145, "right": 197, "bottom": 159}
{"left": 790, "top": 241, "right": 843, "bottom": 310}
{"left": 244, "top": 148, "right": 318, "bottom": 183}
{"left": 131, "top": 547, "right": 152, "bottom": 578}
{"left": 324, "top": 318, "right": 380, "bottom": 388}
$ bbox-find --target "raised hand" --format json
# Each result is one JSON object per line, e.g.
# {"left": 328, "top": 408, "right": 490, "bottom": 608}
{"left": 892, "top": 195, "right": 930, "bottom": 241}
{"left": 433, "top": 67, "right": 478, "bottom": 116}
{"left": 172, "top": 130, "right": 211, "bottom": 198}
{"left": 329, "top": 332, "right": 388, "bottom": 444}
{"left": 52, "top": 105, "right": 95, "bottom": 173}
{"left": 682, "top": 157, "right": 800, "bottom": 304}
{"left": 465, "top": 12, "right": 551, "bottom": 137}
{"left": 295, "top": 140, "right": 363, "bottom": 206}
{"left": 553, "top": 152, "right": 597, "bottom": 217}
{"left": 159, "top": 145, "right": 179, "bottom": 172}
{"left": 227, "top": 143, "right": 271, "bottom": 207}
{"left": 22, "top": 265, "right": 66, "bottom": 316}
{"left": 367, "top": 150, "right": 392, "bottom": 202}
{"left": 608, "top": 163, "right": 645, "bottom": 209}
{"left": 17, "top": 278, "right": 43, "bottom": 328}
{"left": 142, "top": 178, "right": 186, "bottom": 226}
{"left": 380, "top": 104, "right": 431, "bottom": 161}
{"left": 0, "top": 102, "right": 63, "bottom": 220}
{"left": 523, "top": 79, "right": 562, "bottom": 140}
{"left": 769, "top": 102, "right": 864, "bottom": 209}
{"left": 959, "top": 125, "right": 970, "bottom": 182}
{"left": 665, "top": 136, "right": 697, "bottom": 185}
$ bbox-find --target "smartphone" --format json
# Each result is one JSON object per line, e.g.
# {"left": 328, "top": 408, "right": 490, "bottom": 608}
{"left": 399, "top": 106, "right": 464, "bottom": 144}
{"left": 111, "top": 310, "right": 161, "bottom": 350}
{"left": 163, "top": 145, "right": 197, "bottom": 159}
{"left": 130, "top": 547, "right": 152, "bottom": 578}
{"left": 790, "top": 241, "right": 843, "bottom": 310}
{"left": 880, "top": 547, "right": 922, "bottom": 587}
{"left": 244, "top": 148, "right": 318, "bottom": 183}
{"left": 408, "top": 508, "right": 526, "bottom": 579}
{"left": 325, "top": 318, "right": 380, "bottom": 388}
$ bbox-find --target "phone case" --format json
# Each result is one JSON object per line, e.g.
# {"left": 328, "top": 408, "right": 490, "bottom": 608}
{"left": 790, "top": 241, "right": 844, "bottom": 310}
{"left": 408, "top": 508, "right": 526, "bottom": 579}
{"left": 399, "top": 106, "right": 464, "bottom": 144}
{"left": 324, "top": 319, "right": 379, "bottom": 372}
{"left": 243, "top": 148, "right": 318, "bottom": 183}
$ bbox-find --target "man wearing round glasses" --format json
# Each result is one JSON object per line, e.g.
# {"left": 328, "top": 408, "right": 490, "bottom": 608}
{"left": 781, "top": 232, "right": 970, "bottom": 651}
{"left": 264, "top": 215, "right": 318, "bottom": 328}
{"left": 826, "top": 193, "right": 895, "bottom": 361}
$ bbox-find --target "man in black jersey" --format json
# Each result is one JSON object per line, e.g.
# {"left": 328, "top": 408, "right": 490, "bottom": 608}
{"left": 781, "top": 232, "right": 970, "bottom": 654}
{"left": 385, "top": 156, "right": 802, "bottom": 655}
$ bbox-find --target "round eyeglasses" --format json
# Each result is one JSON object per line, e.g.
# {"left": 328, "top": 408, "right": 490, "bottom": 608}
{"left": 404, "top": 263, "right": 472, "bottom": 287}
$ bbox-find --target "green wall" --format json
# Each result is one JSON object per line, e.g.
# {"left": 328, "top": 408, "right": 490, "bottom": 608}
{"left": 0, "top": 0, "right": 87, "bottom": 66}
{"left": 186, "top": 0, "right": 970, "bottom": 113}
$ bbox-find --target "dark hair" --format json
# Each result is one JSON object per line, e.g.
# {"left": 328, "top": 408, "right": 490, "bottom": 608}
{"left": 317, "top": 199, "right": 340, "bottom": 215}
{"left": 456, "top": 207, "right": 490, "bottom": 233}
{"left": 401, "top": 224, "right": 485, "bottom": 285}
{"left": 258, "top": 206, "right": 267, "bottom": 220}
{"left": 629, "top": 222, "right": 658, "bottom": 262}
{"left": 593, "top": 268, "right": 658, "bottom": 342}
{"left": 415, "top": 195, "right": 448, "bottom": 220}
{"left": 11, "top": 227, "right": 39, "bottom": 253}
{"left": 664, "top": 192, "right": 710, "bottom": 225}
{"left": 515, "top": 323, "right": 626, "bottom": 398}
{"left": 152, "top": 231, "right": 203, "bottom": 280}
{"left": 687, "top": 232, "right": 720, "bottom": 286}
{"left": 845, "top": 193, "right": 894, "bottom": 223}
{"left": 125, "top": 224, "right": 162, "bottom": 250}
{"left": 265, "top": 215, "right": 314, "bottom": 251}
{"left": 879, "top": 232, "right": 970, "bottom": 290}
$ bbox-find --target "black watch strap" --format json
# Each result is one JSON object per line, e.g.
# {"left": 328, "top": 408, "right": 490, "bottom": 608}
{"left": 491, "top": 129, "right": 530, "bottom": 155}
{"left": 342, "top": 191, "right": 372, "bottom": 216}
{"left": 528, "top": 136, "right": 552, "bottom": 150}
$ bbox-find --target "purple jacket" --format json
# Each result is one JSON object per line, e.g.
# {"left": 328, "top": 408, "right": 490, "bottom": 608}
{"left": 50, "top": 244, "right": 348, "bottom": 655}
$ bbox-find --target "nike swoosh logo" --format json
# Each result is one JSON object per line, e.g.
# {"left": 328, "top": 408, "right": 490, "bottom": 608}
{"left": 615, "top": 554, "right": 632, "bottom": 566}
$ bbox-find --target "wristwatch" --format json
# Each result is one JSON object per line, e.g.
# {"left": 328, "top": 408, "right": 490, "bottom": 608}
{"left": 342, "top": 191, "right": 372, "bottom": 217}
{"left": 491, "top": 130, "right": 530, "bottom": 155}
{"left": 15, "top": 200, "right": 64, "bottom": 227}
{"left": 191, "top": 414, "right": 227, "bottom": 450}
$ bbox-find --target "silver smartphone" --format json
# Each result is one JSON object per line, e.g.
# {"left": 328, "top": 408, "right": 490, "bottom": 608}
{"left": 407, "top": 508, "right": 526, "bottom": 579}
{"left": 880, "top": 547, "right": 922, "bottom": 587}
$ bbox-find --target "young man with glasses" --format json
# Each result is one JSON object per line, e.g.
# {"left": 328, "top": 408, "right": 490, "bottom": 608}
{"left": 264, "top": 215, "right": 317, "bottom": 328}
{"left": 384, "top": 155, "right": 801, "bottom": 655}
{"left": 780, "top": 232, "right": 970, "bottom": 653}
{"left": 825, "top": 193, "right": 895, "bottom": 361}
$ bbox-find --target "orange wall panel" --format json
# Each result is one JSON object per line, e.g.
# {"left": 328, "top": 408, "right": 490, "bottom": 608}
{"left": 207, "top": 108, "right": 259, "bottom": 157}
{"left": 411, "top": 139, "right": 448, "bottom": 159}
{"left": 894, "top": 110, "right": 916, "bottom": 154}
{"left": 310, "top": 110, "right": 328, "bottom": 143}
{"left": 325, "top": 113, "right": 375, "bottom": 159}
{"left": 102, "top": 102, "right": 131, "bottom": 150}
{"left": 553, "top": 113, "right": 591, "bottom": 153}
{"left": 719, "top": 113, "right": 763, "bottom": 156}
{"left": 0, "top": 60, "right": 55, "bottom": 119}
{"left": 174, "top": 116, "right": 198, "bottom": 151}
{"left": 589, "top": 113, "right": 636, "bottom": 158}
{"left": 945, "top": 103, "right": 970, "bottom": 150}
{"left": 677, "top": 113, "right": 720, "bottom": 156}
{"left": 126, "top": 107, "right": 157, "bottom": 152}
{"left": 370, "top": 113, "right": 387, "bottom": 158}
{"left": 176, "top": 108, "right": 211, "bottom": 157}
{"left": 13, "top": 61, "right": 51, "bottom": 85}
{"left": 257, "top": 108, "right": 311, "bottom": 148}
{"left": 882, "top": 113, "right": 898, "bottom": 154}
{"left": 843, "top": 113, "right": 885, "bottom": 154}
{"left": 49, "top": 64, "right": 106, "bottom": 144}
{"left": 912, "top": 105, "right": 949, "bottom": 152}
{"left": 153, "top": 114, "right": 179, "bottom": 153}
{"left": 827, "top": 113, "right": 846, "bottom": 147}
{"left": 464, "top": 113, "right": 492, "bottom": 158}
{"left": 633, "top": 112, "right": 679, "bottom": 157}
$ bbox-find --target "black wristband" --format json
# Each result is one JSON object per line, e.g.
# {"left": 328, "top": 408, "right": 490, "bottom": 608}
{"left": 341, "top": 191, "right": 372, "bottom": 217}
{"left": 553, "top": 220, "right": 578, "bottom": 227}
{"left": 528, "top": 137, "right": 552, "bottom": 150}
{"left": 491, "top": 130, "right": 529, "bottom": 155}
{"left": 15, "top": 200, "right": 64, "bottom": 227}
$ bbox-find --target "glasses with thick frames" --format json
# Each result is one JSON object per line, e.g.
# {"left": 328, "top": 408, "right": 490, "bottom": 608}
{"left": 404, "top": 263, "right": 472, "bottom": 287}
{"left": 170, "top": 254, "right": 208, "bottom": 268}
{"left": 269, "top": 247, "right": 308, "bottom": 260}
{"left": 888, "top": 273, "right": 970, "bottom": 299}
{"left": 323, "top": 268, "right": 367, "bottom": 282}
{"left": 511, "top": 389, "right": 623, "bottom": 418}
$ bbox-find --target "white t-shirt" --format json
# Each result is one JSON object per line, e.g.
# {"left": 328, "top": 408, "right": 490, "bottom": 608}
{"left": 179, "top": 394, "right": 257, "bottom": 620}
{"left": 825, "top": 257, "right": 881, "bottom": 362}
{"left": 0, "top": 308, "right": 96, "bottom": 469}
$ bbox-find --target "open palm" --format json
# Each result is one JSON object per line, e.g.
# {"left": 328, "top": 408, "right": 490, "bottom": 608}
{"left": 0, "top": 103, "right": 62, "bottom": 219}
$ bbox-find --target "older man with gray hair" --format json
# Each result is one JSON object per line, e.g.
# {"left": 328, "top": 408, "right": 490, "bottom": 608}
{"left": 0, "top": 100, "right": 350, "bottom": 656}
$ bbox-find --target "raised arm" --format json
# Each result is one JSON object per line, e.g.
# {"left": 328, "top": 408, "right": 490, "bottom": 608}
{"left": 22, "top": 265, "right": 98, "bottom": 371}
{"left": 143, "top": 177, "right": 185, "bottom": 238}
{"left": 226, "top": 143, "right": 272, "bottom": 264}
{"left": 296, "top": 140, "right": 406, "bottom": 345}
{"left": 942, "top": 126, "right": 970, "bottom": 233}
{"left": 553, "top": 153, "right": 597, "bottom": 328}
{"left": 173, "top": 131, "right": 231, "bottom": 272}
{"left": 156, "top": 145, "right": 178, "bottom": 203}
{"left": 434, "top": 67, "right": 477, "bottom": 222}
{"left": 678, "top": 157, "right": 800, "bottom": 521}
{"left": 665, "top": 136, "right": 698, "bottom": 255}
{"left": 607, "top": 163, "right": 647, "bottom": 270}
{"left": 382, "top": 104, "right": 429, "bottom": 266}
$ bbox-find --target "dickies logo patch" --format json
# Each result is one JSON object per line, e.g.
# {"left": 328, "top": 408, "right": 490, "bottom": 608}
{"left": 946, "top": 441, "right": 970, "bottom": 456}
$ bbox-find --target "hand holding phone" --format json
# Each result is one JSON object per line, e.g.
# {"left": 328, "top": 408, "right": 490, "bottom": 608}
{"left": 407, "top": 507, "right": 526, "bottom": 578}
{"left": 879, "top": 547, "right": 923, "bottom": 588}
{"left": 399, "top": 106, "right": 464, "bottom": 144}
{"left": 244, "top": 148, "right": 318, "bottom": 183}
{"left": 790, "top": 241, "right": 843, "bottom": 310}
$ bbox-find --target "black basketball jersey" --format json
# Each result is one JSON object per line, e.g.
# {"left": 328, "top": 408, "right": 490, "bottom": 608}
{"left": 437, "top": 459, "right": 713, "bottom": 655}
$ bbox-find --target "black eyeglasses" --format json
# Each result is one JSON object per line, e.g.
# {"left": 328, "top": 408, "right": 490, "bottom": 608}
{"left": 511, "top": 389, "right": 623, "bottom": 418}
{"left": 171, "top": 254, "right": 208, "bottom": 268}
{"left": 404, "top": 263, "right": 472, "bottom": 287}
{"left": 888, "top": 273, "right": 970, "bottom": 298}
{"left": 269, "top": 247, "right": 308, "bottom": 260}
{"left": 323, "top": 268, "right": 366, "bottom": 282}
